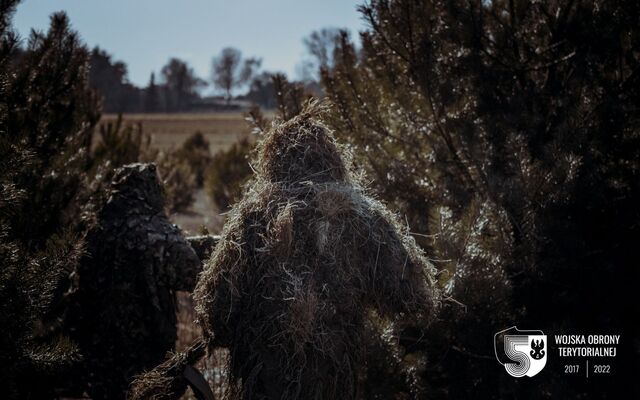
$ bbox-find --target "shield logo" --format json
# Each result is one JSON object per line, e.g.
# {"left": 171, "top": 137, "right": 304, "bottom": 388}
{"left": 495, "top": 326, "right": 547, "bottom": 377}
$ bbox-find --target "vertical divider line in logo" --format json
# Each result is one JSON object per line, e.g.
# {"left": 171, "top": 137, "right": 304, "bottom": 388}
{"left": 586, "top": 360, "right": 588, "bottom": 378}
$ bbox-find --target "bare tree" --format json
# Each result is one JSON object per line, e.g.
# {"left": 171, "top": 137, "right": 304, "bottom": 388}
{"left": 211, "top": 47, "right": 261, "bottom": 104}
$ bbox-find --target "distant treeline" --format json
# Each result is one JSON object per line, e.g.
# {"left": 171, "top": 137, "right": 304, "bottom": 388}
{"left": 88, "top": 47, "right": 320, "bottom": 113}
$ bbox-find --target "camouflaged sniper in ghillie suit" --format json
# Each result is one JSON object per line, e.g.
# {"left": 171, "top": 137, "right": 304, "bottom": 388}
{"left": 193, "top": 103, "right": 439, "bottom": 399}
{"left": 66, "top": 163, "right": 201, "bottom": 399}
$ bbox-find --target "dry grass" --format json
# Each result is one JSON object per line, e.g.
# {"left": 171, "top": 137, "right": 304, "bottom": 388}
{"left": 100, "top": 113, "right": 251, "bottom": 153}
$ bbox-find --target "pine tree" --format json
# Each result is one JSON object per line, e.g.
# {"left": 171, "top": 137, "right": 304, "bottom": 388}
{"left": 0, "top": 2, "right": 101, "bottom": 397}
{"left": 145, "top": 72, "right": 160, "bottom": 112}
{"left": 322, "top": 0, "right": 640, "bottom": 397}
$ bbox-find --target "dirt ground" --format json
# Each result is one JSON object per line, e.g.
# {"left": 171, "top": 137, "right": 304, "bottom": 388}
{"left": 169, "top": 188, "right": 226, "bottom": 236}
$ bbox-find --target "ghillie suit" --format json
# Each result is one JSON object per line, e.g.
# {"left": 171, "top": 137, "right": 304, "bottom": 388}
{"left": 66, "top": 163, "right": 201, "bottom": 399}
{"left": 131, "top": 103, "right": 438, "bottom": 399}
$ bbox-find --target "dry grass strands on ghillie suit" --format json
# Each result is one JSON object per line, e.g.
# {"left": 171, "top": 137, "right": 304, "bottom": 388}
{"left": 129, "top": 340, "right": 210, "bottom": 400}
{"left": 66, "top": 163, "right": 201, "bottom": 399}
{"left": 193, "top": 102, "right": 439, "bottom": 399}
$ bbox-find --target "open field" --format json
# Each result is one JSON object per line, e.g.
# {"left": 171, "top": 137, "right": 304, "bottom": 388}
{"left": 101, "top": 112, "right": 253, "bottom": 235}
{"left": 100, "top": 112, "right": 252, "bottom": 154}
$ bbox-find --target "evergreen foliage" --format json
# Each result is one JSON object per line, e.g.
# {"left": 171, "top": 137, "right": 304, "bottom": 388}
{"left": 322, "top": 0, "right": 640, "bottom": 397}
{"left": 0, "top": 2, "right": 99, "bottom": 397}
{"left": 89, "top": 47, "right": 143, "bottom": 113}
{"left": 205, "top": 137, "right": 254, "bottom": 211}
{"left": 174, "top": 131, "right": 212, "bottom": 187}
{"left": 0, "top": 5, "right": 199, "bottom": 396}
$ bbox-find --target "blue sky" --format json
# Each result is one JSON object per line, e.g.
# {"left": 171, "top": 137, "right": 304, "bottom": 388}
{"left": 13, "top": 0, "right": 365, "bottom": 90}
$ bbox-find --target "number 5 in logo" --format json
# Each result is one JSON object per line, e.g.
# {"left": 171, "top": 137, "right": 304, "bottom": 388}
{"left": 494, "top": 326, "right": 547, "bottom": 377}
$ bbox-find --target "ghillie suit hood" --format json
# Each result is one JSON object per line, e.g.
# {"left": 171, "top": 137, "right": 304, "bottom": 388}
{"left": 66, "top": 163, "right": 201, "bottom": 399}
{"left": 132, "top": 102, "right": 438, "bottom": 399}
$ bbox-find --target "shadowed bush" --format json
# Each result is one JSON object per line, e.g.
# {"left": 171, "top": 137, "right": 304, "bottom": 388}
{"left": 323, "top": 0, "right": 640, "bottom": 397}
{"left": 175, "top": 131, "right": 212, "bottom": 187}
{"left": 1, "top": 4, "right": 202, "bottom": 397}
{"left": 205, "top": 137, "right": 254, "bottom": 211}
{"left": 156, "top": 150, "right": 198, "bottom": 213}
{"left": 0, "top": 3, "right": 99, "bottom": 398}
{"left": 93, "top": 114, "right": 153, "bottom": 170}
